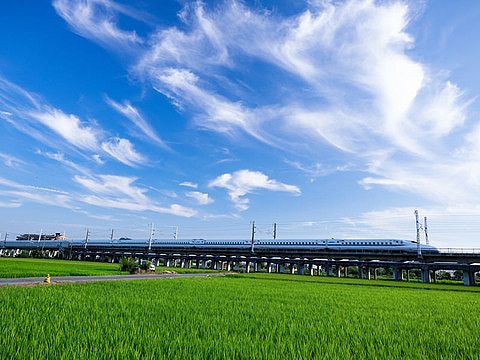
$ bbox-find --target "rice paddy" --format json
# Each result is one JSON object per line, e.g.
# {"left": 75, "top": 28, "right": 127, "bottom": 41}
{"left": 1, "top": 273, "right": 479, "bottom": 359}
{"left": 0, "top": 257, "right": 126, "bottom": 278}
{"left": 0, "top": 258, "right": 219, "bottom": 278}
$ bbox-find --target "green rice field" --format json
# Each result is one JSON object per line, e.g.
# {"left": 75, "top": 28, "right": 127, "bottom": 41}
{"left": 0, "top": 258, "right": 219, "bottom": 278}
{"left": 1, "top": 273, "right": 479, "bottom": 359}
{"left": 0, "top": 258, "right": 126, "bottom": 278}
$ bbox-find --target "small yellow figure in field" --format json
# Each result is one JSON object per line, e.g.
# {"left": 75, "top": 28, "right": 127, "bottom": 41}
{"left": 44, "top": 274, "right": 51, "bottom": 284}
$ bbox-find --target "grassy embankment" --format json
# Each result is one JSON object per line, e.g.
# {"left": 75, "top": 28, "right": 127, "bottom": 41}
{"left": 0, "top": 257, "right": 219, "bottom": 278}
{"left": 1, "top": 273, "right": 479, "bottom": 359}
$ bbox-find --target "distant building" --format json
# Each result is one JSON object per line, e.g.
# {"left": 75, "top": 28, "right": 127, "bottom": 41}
{"left": 16, "top": 233, "right": 67, "bottom": 241}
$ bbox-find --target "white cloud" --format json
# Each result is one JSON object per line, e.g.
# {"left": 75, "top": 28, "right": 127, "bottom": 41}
{"left": 0, "top": 190, "right": 72, "bottom": 208}
{"left": 105, "top": 97, "right": 168, "bottom": 148}
{"left": 179, "top": 181, "right": 198, "bottom": 189}
{"left": 29, "top": 108, "right": 99, "bottom": 150}
{"left": 92, "top": 154, "right": 104, "bottom": 165}
{"left": 0, "top": 177, "right": 73, "bottom": 209}
{"left": 0, "top": 76, "right": 100, "bottom": 152}
{"left": 74, "top": 174, "right": 197, "bottom": 217}
{"left": 74, "top": 174, "right": 148, "bottom": 202}
{"left": 1, "top": 76, "right": 153, "bottom": 169}
{"left": 151, "top": 68, "right": 267, "bottom": 142}
{"left": 101, "top": 137, "right": 146, "bottom": 167}
{"left": 51, "top": 1, "right": 480, "bottom": 212}
{"left": 36, "top": 150, "right": 91, "bottom": 175}
{"left": 133, "top": 0, "right": 476, "bottom": 210}
{"left": 0, "top": 153, "right": 25, "bottom": 168}
{"left": 285, "top": 159, "right": 352, "bottom": 182}
{"left": 0, "top": 177, "right": 69, "bottom": 195}
{"left": 186, "top": 191, "right": 214, "bottom": 205}
{"left": 209, "top": 169, "right": 300, "bottom": 210}
{"left": 53, "top": 0, "right": 143, "bottom": 51}
{"left": 0, "top": 200, "right": 22, "bottom": 208}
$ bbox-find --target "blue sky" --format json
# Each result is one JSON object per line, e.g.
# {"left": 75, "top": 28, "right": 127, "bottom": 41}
{"left": 1, "top": 0, "right": 480, "bottom": 246}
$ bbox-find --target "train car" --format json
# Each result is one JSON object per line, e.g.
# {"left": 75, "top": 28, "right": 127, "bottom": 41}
{"left": 2, "top": 238, "right": 439, "bottom": 253}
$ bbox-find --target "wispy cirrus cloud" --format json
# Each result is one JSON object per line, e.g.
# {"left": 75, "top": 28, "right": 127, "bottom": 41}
{"left": 209, "top": 169, "right": 300, "bottom": 210}
{"left": 0, "top": 173, "right": 197, "bottom": 218}
{"left": 284, "top": 159, "right": 353, "bottom": 182}
{"left": 0, "top": 75, "right": 147, "bottom": 168}
{"left": 0, "top": 200, "right": 22, "bottom": 208}
{"left": 179, "top": 181, "right": 198, "bottom": 189}
{"left": 101, "top": 137, "right": 147, "bottom": 167}
{"left": 0, "top": 177, "right": 73, "bottom": 209}
{"left": 185, "top": 191, "right": 214, "bottom": 205}
{"left": 105, "top": 97, "right": 168, "bottom": 149}
{"left": 52, "top": 0, "right": 480, "bottom": 211}
{"left": 74, "top": 174, "right": 197, "bottom": 217}
{"left": 133, "top": 0, "right": 475, "bottom": 209}
{"left": 0, "top": 153, "right": 25, "bottom": 168}
{"left": 36, "top": 150, "right": 91, "bottom": 176}
{"left": 29, "top": 108, "right": 99, "bottom": 150}
{"left": 53, "top": 0, "right": 144, "bottom": 51}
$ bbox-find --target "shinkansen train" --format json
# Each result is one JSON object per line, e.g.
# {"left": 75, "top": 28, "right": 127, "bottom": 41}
{"left": 2, "top": 238, "right": 439, "bottom": 253}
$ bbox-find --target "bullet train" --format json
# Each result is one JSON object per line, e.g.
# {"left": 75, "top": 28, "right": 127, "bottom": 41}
{"left": 2, "top": 238, "right": 439, "bottom": 253}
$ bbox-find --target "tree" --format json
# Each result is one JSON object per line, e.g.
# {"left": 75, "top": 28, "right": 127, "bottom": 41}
{"left": 120, "top": 257, "right": 138, "bottom": 274}
{"left": 453, "top": 270, "right": 463, "bottom": 281}
{"left": 139, "top": 261, "right": 152, "bottom": 271}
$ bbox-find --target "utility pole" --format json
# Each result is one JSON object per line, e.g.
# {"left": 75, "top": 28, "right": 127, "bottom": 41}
{"left": 424, "top": 216, "right": 429, "bottom": 245}
{"left": 415, "top": 210, "right": 422, "bottom": 258}
{"left": 38, "top": 229, "right": 43, "bottom": 242}
{"left": 84, "top": 228, "right": 90, "bottom": 249}
{"left": 148, "top": 223, "right": 155, "bottom": 251}
{"left": 250, "top": 220, "right": 256, "bottom": 253}
{"left": 110, "top": 229, "right": 114, "bottom": 242}
{"left": 273, "top": 222, "right": 277, "bottom": 240}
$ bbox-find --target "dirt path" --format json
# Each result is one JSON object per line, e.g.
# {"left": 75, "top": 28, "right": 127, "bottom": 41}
{"left": 0, "top": 273, "right": 226, "bottom": 287}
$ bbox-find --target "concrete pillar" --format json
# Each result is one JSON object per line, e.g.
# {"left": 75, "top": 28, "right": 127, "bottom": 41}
{"left": 254, "top": 262, "right": 259, "bottom": 272}
{"left": 344, "top": 266, "right": 348, "bottom": 278}
{"left": 290, "top": 263, "right": 295, "bottom": 274}
{"left": 226, "top": 261, "right": 232, "bottom": 271}
{"left": 366, "top": 268, "right": 371, "bottom": 280}
{"left": 267, "top": 263, "right": 272, "bottom": 273}
{"left": 181, "top": 259, "right": 186, "bottom": 268}
{"left": 325, "top": 265, "right": 333, "bottom": 277}
{"left": 463, "top": 270, "right": 475, "bottom": 286}
{"left": 309, "top": 264, "right": 314, "bottom": 276}
{"left": 336, "top": 266, "right": 341, "bottom": 278}
{"left": 393, "top": 268, "right": 402, "bottom": 281}
{"left": 298, "top": 264, "right": 305, "bottom": 275}
{"left": 165, "top": 259, "right": 172, "bottom": 267}
{"left": 406, "top": 270, "right": 410, "bottom": 282}
{"left": 421, "top": 268, "right": 431, "bottom": 283}
{"left": 358, "top": 266, "right": 364, "bottom": 279}
{"left": 246, "top": 261, "right": 251, "bottom": 273}
{"left": 432, "top": 270, "right": 437, "bottom": 283}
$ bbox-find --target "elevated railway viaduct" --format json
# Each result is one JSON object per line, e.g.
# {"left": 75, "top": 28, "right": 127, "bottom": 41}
{"left": 2, "top": 243, "right": 479, "bottom": 286}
